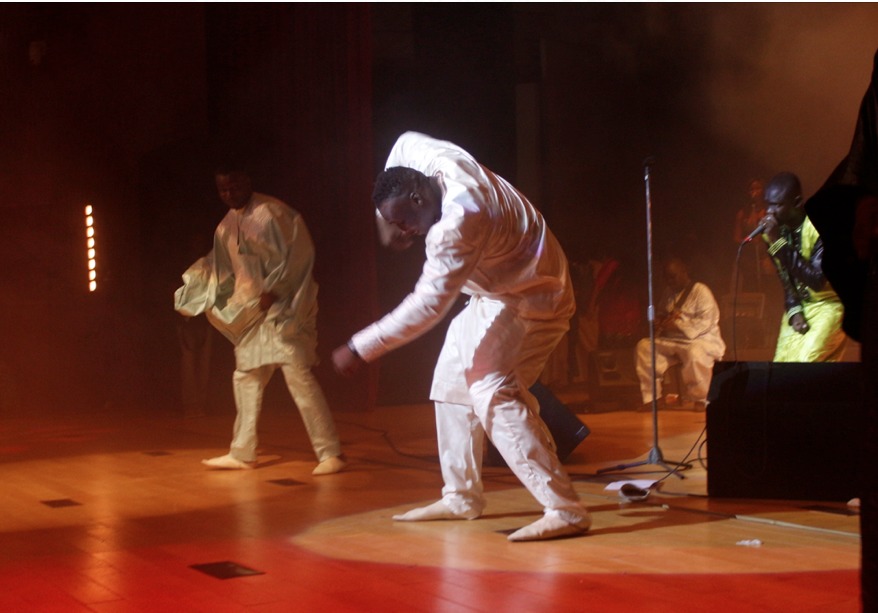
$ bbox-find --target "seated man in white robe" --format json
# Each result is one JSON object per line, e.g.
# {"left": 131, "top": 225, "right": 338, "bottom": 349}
{"left": 635, "top": 256, "right": 726, "bottom": 411}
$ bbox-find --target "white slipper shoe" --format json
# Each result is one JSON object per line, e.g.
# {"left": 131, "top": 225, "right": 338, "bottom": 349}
{"left": 392, "top": 500, "right": 480, "bottom": 522}
{"left": 201, "top": 454, "right": 255, "bottom": 470}
{"left": 507, "top": 513, "right": 591, "bottom": 542}
{"left": 312, "top": 455, "right": 347, "bottom": 476}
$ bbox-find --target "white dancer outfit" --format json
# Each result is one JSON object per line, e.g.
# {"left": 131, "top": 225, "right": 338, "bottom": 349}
{"left": 635, "top": 282, "right": 726, "bottom": 405}
{"left": 350, "top": 132, "right": 589, "bottom": 537}
{"left": 175, "top": 193, "right": 341, "bottom": 468}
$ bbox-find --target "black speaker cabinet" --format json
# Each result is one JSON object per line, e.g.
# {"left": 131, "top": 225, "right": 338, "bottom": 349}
{"left": 586, "top": 349, "right": 642, "bottom": 409}
{"left": 589, "top": 349, "right": 639, "bottom": 390}
{"left": 485, "top": 382, "right": 590, "bottom": 467}
{"left": 707, "top": 361, "right": 864, "bottom": 501}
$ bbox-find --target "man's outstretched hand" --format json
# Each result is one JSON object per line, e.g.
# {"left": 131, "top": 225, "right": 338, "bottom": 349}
{"left": 332, "top": 343, "right": 363, "bottom": 376}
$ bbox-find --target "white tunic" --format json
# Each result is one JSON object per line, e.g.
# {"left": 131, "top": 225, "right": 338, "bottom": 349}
{"left": 635, "top": 281, "right": 726, "bottom": 404}
{"left": 174, "top": 193, "right": 320, "bottom": 371}
{"left": 658, "top": 282, "right": 726, "bottom": 358}
{"left": 353, "top": 133, "right": 585, "bottom": 520}
{"left": 351, "top": 132, "right": 575, "bottom": 366}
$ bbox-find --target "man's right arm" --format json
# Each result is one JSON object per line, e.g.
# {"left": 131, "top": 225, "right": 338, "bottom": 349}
{"left": 350, "top": 228, "right": 481, "bottom": 363}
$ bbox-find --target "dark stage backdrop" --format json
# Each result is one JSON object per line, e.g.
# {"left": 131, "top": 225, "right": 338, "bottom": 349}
{"left": 369, "top": 4, "right": 518, "bottom": 405}
{"left": 0, "top": 5, "right": 378, "bottom": 414}
{"left": 198, "top": 4, "right": 378, "bottom": 412}
{"left": 5, "top": 5, "right": 875, "bottom": 415}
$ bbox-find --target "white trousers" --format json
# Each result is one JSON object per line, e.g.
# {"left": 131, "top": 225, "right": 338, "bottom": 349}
{"left": 635, "top": 337, "right": 716, "bottom": 404}
{"left": 431, "top": 296, "right": 586, "bottom": 524}
{"left": 229, "top": 360, "right": 341, "bottom": 463}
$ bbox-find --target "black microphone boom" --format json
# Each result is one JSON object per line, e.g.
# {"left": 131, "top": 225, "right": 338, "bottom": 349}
{"left": 743, "top": 223, "right": 766, "bottom": 243}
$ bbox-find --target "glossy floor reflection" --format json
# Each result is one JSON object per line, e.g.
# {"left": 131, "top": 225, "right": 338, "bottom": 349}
{"left": 0, "top": 392, "right": 861, "bottom": 612}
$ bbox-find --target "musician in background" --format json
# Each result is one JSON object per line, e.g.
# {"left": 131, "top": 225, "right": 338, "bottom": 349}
{"left": 634, "top": 256, "right": 726, "bottom": 411}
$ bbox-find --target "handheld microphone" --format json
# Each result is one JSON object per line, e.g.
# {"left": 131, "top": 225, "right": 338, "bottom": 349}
{"left": 743, "top": 223, "right": 766, "bottom": 244}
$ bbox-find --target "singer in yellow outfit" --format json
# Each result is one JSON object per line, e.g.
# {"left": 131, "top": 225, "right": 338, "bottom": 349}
{"left": 758, "top": 172, "right": 847, "bottom": 362}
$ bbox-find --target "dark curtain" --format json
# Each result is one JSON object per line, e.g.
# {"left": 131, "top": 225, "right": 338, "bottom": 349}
{"left": 205, "top": 4, "right": 378, "bottom": 411}
{"left": 805, "top": 48, "right": 878, "bottom": 612}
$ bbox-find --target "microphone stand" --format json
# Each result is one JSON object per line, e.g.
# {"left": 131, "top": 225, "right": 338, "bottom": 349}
{"left": 597, "top": 157, "right": 691, "bottom": 479}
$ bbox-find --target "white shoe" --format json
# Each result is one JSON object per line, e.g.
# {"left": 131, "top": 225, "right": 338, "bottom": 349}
{"left": 201, "top": 454, "right": 255, "bottom": 470}
{"left": 507, "top": 513, "right": 591, "bottom": 542}
{"left": 312, "top": 455, "right": 347, "bottom": 476}
{"left": 392, "top": 500, "right": 480, "bottom": 522}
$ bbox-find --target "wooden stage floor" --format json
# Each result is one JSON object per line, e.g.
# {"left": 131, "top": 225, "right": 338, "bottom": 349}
{"left": 0, "top": 392, "right": 862, "bottom": 612}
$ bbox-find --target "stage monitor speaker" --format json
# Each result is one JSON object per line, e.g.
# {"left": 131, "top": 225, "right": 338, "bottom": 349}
{"left": 706, "top": 361, "right": 864, "bottom": 502}
{"left": 586, "top": 349, "right": 641, "bottom": 407}
{"left": 590, "top": 349, "right": 638, "bottom": 389}
{"left": 485, "top": 382, "right": 590, "bottom": 467}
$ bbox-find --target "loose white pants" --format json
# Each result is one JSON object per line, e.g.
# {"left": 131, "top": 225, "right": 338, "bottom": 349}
{"left": 635, "top": 337, "right": 716, "bottom": 404}
{"left": 431, "top": 296, "right": 586, "bottom": 524}
{"left": 229, "top": 360, "right": 341, "bottom": 463}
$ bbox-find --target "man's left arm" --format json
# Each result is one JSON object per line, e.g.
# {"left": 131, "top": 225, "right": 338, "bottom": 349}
{"left": 260, "top": 205, "right": 316, "bottom": 312}
{"left": 770, "top": 236, "right": 828, "bottom": 293}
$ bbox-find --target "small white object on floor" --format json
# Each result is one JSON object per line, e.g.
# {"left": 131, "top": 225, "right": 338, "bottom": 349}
{"left": 604, "top": 479, "right": 658, "bottom": 492}
{"left": 736, "top": 539, "right": 763, "bottom": 547}
{"left": 606, "top": 479, "right": 658, "bottom": 502}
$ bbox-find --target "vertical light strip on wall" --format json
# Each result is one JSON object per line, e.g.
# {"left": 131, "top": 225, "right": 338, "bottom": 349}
{"left": 85, "top": 204, "right": 97, "bottom": 292}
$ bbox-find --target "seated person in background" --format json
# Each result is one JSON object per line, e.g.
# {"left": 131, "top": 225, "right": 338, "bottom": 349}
{"left": 757, "top": 171, "right": 847, "bottom": 362}
{"left": 635, "top": 256, "right": 726, "bottom": 411}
